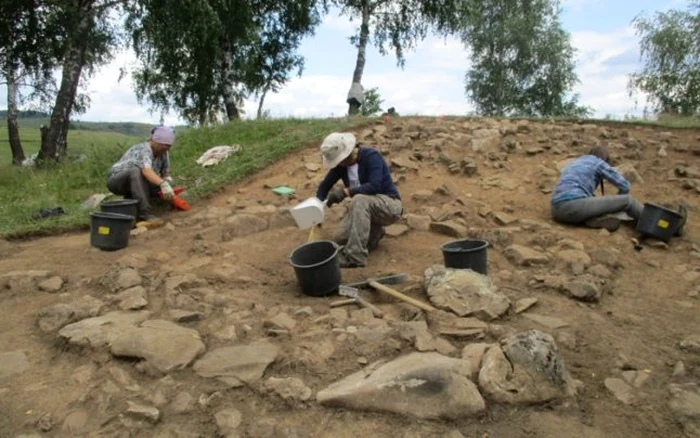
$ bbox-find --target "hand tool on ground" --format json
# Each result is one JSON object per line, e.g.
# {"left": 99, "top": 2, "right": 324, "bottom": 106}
{"left": 367, "top": 279, "right": 436, "bottom": 313}
{"left": 339, "top": 285, "right": 384, "bottom": 318}
{"left": 342, "top": 273, "right": 409, "bottom": 290}
{"left": 330, "top": 298, "right": 357, "bottom": 308}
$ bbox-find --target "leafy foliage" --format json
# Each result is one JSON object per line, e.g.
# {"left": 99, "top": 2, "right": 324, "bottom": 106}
{"left": 361, "top": 87, "right": 383, "bottom": 116}
{"left": 333, "top": 0, "right": 464, "bottom": 68}
{"left": 629, "top": 1, "right": 700, "bottom": 116}
{"left": 461, "top": 0, "right": 590, "bottom": 117}
{"left": 128, "top": 0, "right": 319, "bottom": 125}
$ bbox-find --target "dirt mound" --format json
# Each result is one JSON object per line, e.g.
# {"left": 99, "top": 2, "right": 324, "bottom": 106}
{"left": 0, "top": 117, "right": 699, "bottom": 437}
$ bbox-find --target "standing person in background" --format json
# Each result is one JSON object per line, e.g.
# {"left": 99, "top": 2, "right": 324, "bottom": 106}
{"left": 106, "top": 126, "right": 176, "bottom": 222}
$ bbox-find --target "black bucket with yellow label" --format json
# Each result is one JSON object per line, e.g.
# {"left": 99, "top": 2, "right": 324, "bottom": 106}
{"left": 90, "top": 212, "right": 133, "bottom": 251}
{"left": 635, "top": 203, "right": 684, "bottom": 243}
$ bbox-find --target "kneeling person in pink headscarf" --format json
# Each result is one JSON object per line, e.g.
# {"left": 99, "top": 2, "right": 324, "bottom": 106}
{"left": 316, "top": 132, "right": 403, "bottom": 268}
{"left": 106, "top": 126, "right": 176, "bottom": 221}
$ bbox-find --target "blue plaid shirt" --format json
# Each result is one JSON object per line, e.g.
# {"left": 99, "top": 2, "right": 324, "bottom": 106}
{"left": 551, "top": 155, "right": 630, "bottom": 205}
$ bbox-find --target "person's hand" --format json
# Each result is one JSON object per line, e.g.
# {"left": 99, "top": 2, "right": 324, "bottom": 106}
{"left": 326, "top": 187, "right": 346, "bottom": 207}
{"left": 164, "top": 176, "right": 173, "bottom": 184}
{"left": 160, "top": 181, "right": 175, "bottom": 200}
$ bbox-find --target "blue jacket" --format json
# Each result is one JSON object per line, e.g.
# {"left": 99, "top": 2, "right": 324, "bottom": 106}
{"left": 551, "top": 155, "right": 631, "bottom": 205}
{"left": 316, "top": 146, "right": 401, "bottom": 201}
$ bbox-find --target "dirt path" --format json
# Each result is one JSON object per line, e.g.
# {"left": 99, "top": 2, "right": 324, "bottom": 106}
{"left": 1, "top": 117, "right": 699, "bottom": 437}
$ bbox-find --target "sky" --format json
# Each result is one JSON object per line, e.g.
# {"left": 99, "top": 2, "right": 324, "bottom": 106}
{"left": 0, "top": 0, "right": 692, "bottom": 125}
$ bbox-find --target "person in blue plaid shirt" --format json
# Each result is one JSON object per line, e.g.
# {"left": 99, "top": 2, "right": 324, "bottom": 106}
{"left": 551, "top": 146, "right": 644, "bottom": 232}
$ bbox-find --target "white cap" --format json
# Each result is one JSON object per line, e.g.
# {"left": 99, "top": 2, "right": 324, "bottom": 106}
{"left": 320, "top": 132, "right": 356, "bottom": 169}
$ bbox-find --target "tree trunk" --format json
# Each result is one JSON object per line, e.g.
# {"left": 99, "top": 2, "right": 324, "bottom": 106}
{"left": 6, "top": 65, "right": 26, "bottom": 166}
{"left": 348, "top": 0, "right": 371, "bottom": 116}
{"left": 37, "top": 4, "right": 90, "bottom": 163}
{"left": 220, "top": 47, "right": 241, "bottom": 121}
{"left": 257, "top": 86, "right": 269, "bottom": 119}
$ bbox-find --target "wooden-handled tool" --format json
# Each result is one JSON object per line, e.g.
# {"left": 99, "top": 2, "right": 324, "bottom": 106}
{"left": 339, "top": 286, "right": 384, "bottom": 318}
{"left": 367, "top": 280, "right": 436, "bottom": 313}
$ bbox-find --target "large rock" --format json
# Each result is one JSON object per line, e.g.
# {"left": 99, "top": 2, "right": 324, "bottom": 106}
{"left": 614, "top": 163, "right": 644, "bottom": 184}
{"left": 680, "top": 335, "right": 700, "bottom": 354}
{"left": 669, "top": 384, "right": 700, "bottom": 437}
{"left": 424, "top": 265, "right": 510, "bottom": 320}
{"left": 316, "top": 352, "right": 486, "bottom": 420}
{"left": 604, "top": 378, "right": 635, "bottom": 405}
{"left": 0, "top": 270, "right": 51, "bottom": 292}
{"left": 556, "top": 250, "right": 591, "bottom": 274}
{"left": 264, "top": 377, "right": 313, "bottom": 402}
{"left": 37, "top": 295, "right": 105, "bottom": 333}
{"left": 0, "top": 350, "right": 30, "bottom": 378}
{"left": 430, "top": 221, "right": 466, "bottom": 238}
{"left": 561, "top": 278, "right": 602, "bottom": 302}
{"left": 406, "top": 214, "right": 432, "bottom": 231}
{"left": 214, "top": 409, "right": 243, "bottom": 438}
{"left": 110, "top": 320, "right": 205, "bottom": 373}
{"left": 193, "top": 340, "right": 279, "bottom": 387}
{"left": 115, "top": 286, "right": 148, "bottom": 310}
{"left": 478, "top": 330, "right": 573, "bottom": 404}
{"left": 504, "top": 245, "right": 549, "bottom": 266}
{"left": 38, "top": 276, "right": 64, "bottom": 293}
{"left": 58, "top": 311, "right": 151, "bottom": 349}
{"left": 221, "top": 214, "right": 268, "bottom": 241}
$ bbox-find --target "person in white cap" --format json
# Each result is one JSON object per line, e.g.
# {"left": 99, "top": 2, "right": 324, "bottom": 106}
{"left": 106, "top": 126, "right": 176, "bottom": 221}
{"left": 316, "top": 132, "right": 403, "bottom": 268}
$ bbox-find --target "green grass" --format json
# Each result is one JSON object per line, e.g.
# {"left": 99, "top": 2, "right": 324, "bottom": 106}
{"left": 0, "top": 117, "right": 369, "bottom": 238}
{"left": 0, "top": 127, "right": 142, "bottom": 165}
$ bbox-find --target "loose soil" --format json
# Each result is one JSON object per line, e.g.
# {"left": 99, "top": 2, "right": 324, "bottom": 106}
{"left": 1, "top": 117, "right": 699, "bottom": 437}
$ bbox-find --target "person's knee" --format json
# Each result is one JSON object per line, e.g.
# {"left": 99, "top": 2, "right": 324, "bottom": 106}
{"left": 128, "top": 167, "right": 143, "bottom": 181}
{"left": 349, "top": 194, "right": 372, "bottom": 209}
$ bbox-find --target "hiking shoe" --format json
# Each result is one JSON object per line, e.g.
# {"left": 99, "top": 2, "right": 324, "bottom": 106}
{"left": 585, "top": 215, "right": 622, "bottom": 232}
{"left": 674, "top": 204, "right": 688, "bottom": 237}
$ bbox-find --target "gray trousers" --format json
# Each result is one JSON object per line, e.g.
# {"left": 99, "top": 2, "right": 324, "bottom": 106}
{"left": 106, "top": 168, "right": 158, "bottom": 218}
{"left": 335, "top": 194, "right": 403, "bottom": 266}
{"left": 551, "top": 195, "right": 644, "bottom": 224}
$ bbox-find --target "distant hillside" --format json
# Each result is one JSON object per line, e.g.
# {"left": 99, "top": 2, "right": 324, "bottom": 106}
{"left": 0, "top": 111, "right": 169, "bottom": 138}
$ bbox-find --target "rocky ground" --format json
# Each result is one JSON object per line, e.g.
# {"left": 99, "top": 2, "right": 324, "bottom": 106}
{"left": 1, "top": 117, "right": 699, "bottom": 438}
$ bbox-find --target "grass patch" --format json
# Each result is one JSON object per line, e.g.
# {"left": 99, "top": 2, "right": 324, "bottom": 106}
{"left": 0, "top": 117, "right": 369, "bottom": 238}
{"left": 0, "top": 127, "right": 143, "bottom": 165}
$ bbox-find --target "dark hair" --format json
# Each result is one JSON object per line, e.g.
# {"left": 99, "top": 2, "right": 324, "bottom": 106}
{"left": 588, "top": 146, "right": 610, "bottom": 163}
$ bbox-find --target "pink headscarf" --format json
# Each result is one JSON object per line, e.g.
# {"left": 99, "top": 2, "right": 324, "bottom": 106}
{"left": 151, "top": 126, "right": 175, "bottom": 146}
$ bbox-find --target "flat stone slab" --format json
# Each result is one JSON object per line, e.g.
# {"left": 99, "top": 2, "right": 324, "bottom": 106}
{"left": 317, "top": 352, "right": 485, "bottom": 420}
{"left": 110, "top": 319, "right": 206, "bottom": 373}
{"left": 522, "top": 313, "right": 569, "bottom": 330}
{"left": 193, "top": 340, "right": 279, "bottom": 387}
{"left": 424, "top": 265, "right": 510, "bottom": 320}
{"left": 58, "top": 311, "right": 151, "bottom": 349}
{"left": 0, "top": 351, "right": 30, "bottom": 379}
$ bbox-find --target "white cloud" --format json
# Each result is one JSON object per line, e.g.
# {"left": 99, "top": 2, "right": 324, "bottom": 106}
{"left": 0, "top": 16, "right": 651, "bottom": 124}
{"left": 569, "top": 27, "right": 646, "bottom": 116}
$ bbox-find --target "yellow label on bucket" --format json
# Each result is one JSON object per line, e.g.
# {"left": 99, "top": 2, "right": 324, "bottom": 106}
{"left": 657, "top": 219, "right": 669, "bottom": 229}
{"left": 98, "top": 226, "right": 110, "bottom": 235}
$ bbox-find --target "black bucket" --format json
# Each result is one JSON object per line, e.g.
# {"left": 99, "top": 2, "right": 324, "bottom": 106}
{"left": 289, "top": 240, "right": 342, "bottom": 297}
{"left": 441, "top": 238, "right": 489, "bottom": 275}
{"left": 90, "top": 212, "right": 134, "bottom": 251}
{"left": 635, "top": 203, "right": 684, "bottom": 243}
{"left": 100, "top": 199, "right": 138, "bottom": 219}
